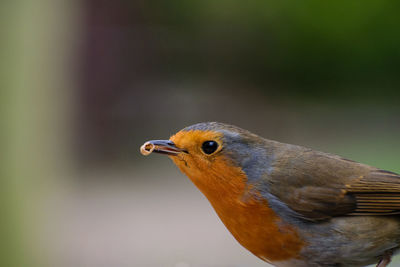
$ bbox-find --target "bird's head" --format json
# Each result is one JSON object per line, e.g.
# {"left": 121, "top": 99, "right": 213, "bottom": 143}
{"left": 141, "top": 122, "right": 273, "bottom": 195}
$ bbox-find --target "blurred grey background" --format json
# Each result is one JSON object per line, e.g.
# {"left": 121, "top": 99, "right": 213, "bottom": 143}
{"left": 1, "top": 1, "right": 400, "bottom": 267}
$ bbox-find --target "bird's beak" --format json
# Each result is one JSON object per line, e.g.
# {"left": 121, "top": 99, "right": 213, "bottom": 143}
{"left": 140, "top": 140, "right": 186, "bottom": 156}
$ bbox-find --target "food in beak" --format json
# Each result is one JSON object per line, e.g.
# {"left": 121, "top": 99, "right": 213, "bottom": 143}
{"left": 140, "top": 142, "right": 155, "bottom": 156}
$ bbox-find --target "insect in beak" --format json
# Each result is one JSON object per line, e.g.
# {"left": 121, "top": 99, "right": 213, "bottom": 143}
{"left": 140, "top": 140, "right": 187, "bottom": 156}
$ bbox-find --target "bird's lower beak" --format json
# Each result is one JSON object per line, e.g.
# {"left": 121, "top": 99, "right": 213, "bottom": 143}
{"left": 140, "top": 140, "right": 186, "bottom": 156}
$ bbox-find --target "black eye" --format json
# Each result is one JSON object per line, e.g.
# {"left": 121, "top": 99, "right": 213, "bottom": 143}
{"left": 201, "top": 141, "right": 219, "bottom": 155}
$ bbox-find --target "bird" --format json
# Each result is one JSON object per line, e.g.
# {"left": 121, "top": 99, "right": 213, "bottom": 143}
{"left": 140, "top": 122, "right": 400, "bottom": 267}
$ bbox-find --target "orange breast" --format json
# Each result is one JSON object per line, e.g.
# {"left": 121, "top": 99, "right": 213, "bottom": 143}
{"left": 171, "top": 154, "right": 305, "bottom": 262}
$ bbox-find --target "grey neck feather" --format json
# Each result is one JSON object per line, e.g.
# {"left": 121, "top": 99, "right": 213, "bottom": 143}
{"left": 219, "top": 129, "right": 275, "bottom": 183}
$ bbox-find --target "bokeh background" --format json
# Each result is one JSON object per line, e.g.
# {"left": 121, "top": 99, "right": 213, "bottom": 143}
{"left": 2, "top": 1, "right": 400, "bottom": 267}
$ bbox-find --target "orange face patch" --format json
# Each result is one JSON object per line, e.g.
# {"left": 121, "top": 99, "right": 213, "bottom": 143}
{"left": 169, "top": 130, "right": 305, "bottom": 262}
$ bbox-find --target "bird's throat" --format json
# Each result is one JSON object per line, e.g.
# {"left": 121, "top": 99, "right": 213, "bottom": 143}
{"left": 171, "top": 156, "right": 305, "bottom": 262}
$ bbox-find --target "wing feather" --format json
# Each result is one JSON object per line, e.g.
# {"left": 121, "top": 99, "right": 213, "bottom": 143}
{"left": 343, "top": 171, "right": 400, "bottom": 215}
{"left": 266, "top": 147, "right": 400, "bottom": 220}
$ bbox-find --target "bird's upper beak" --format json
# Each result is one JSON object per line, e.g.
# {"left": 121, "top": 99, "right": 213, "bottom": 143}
{"left": 140, "top": 140, "right": 186, "bottom": 156}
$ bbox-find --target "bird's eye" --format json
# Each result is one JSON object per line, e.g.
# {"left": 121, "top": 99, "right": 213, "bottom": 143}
{"left": 201, "top": 141, "right": 219, "bottom": 155}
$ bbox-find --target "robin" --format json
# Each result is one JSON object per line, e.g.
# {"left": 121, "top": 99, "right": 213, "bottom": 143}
{"left": 140, "top": 122, "right": 400, "bottom": 267}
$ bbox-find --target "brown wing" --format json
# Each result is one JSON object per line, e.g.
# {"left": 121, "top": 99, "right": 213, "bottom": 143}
{"left": 266, "top": 147, "right": 400, "bottom": 221}
{"left": 348, "top": 170, "right": 400, "bottom": 215}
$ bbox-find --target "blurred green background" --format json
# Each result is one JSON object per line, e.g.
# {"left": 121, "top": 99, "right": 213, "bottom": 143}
{"left": 1, "top": 1, "right": 399, "bottom": 266}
